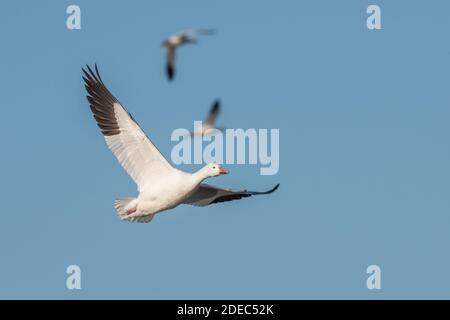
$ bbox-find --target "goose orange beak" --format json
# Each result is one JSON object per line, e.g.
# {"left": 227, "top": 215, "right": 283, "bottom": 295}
{"left": 219, "top": 167, "right": 229, "bottom": 175}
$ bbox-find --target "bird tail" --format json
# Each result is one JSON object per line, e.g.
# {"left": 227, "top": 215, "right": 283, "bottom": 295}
{"left": 114, "top": 197, "right": 155, "bottom": 223}
{"left": 114, "top": 197, "right": 138, "bottom": 219}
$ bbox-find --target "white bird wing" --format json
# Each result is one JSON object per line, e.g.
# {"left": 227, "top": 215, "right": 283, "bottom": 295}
{"left": 184, "top": 183, "right": 280, "bottom": 207}
{"left": 83, "top": 64, "right": 173, "bottom": 190}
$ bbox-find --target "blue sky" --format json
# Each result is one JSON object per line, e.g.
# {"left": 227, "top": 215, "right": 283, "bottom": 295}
{"left": 0, "top": 0, "right": 450, "bottom": 299}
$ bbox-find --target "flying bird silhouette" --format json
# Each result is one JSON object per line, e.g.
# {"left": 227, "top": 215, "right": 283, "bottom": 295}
{"left": 162, "top": 29, "right": 215, "bottom": 81}
{"left": 191, "top": 100, "right": 225, "bottom": 137}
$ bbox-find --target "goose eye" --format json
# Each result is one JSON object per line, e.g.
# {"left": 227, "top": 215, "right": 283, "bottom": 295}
{"left": 213, "top": 166, "right": 216, "bottom": 169}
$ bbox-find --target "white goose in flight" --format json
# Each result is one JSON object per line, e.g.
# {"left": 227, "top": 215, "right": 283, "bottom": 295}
{"left": 191, "top": 99, "right": 224, "bottom": 137}
{"left": 82, "top": 65, "right": 279, "bottom": 223}
{"left": 162, "top": 29, "right": 215, "bottom": 81}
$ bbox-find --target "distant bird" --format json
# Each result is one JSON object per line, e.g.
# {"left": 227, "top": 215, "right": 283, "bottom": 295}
{"left": 191, "top": 100, "right": 225, "bottom": 137}
{"left": 162, "top": 29, "right": 215, "bottom": 81}
{"left": 82, "top": 64, "right": 279, "bottom": 223}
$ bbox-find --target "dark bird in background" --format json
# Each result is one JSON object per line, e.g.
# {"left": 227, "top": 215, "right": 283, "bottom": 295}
{"left": 190, "top": 100, "right": 225, "bottom": 137}
{"left": 162, "top": 29, "right": 215, "bottom": 81}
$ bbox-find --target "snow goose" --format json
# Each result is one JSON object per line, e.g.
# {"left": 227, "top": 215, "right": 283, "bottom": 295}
{"left": 162, "top": 29, "right": 215, "bottom": 81}
{"left": 82, "top": 64, "right": 279, "bottom": 223}
{"left": 191, "top": 99, "right": 225, "bottom": 137}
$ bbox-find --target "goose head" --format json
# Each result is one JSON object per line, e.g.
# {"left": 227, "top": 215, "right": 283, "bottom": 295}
{"left": 203, "top": 163, "right": 229, "bottom": 177}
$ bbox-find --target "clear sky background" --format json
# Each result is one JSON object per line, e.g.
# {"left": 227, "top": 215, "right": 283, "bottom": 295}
{"left": 0, "top": 0, "right": 450, "bottom": 299}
